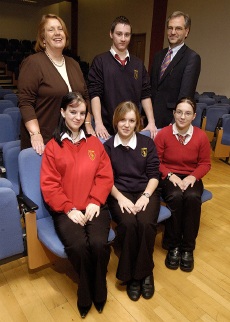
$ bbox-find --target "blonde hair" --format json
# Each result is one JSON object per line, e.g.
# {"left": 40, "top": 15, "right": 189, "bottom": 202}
{"left": 113, "top": 101, "right": 140, "bottom": 133}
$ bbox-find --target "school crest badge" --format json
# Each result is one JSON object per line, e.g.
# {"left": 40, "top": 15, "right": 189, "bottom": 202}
{"left": 134, "top": 69, "right": 138, "bottom": 80}
{"left": 141, "top": 148, "right": 147, "bottom": 157}
{"left": 88, "top": 150, "right": 96, "bottom": 160}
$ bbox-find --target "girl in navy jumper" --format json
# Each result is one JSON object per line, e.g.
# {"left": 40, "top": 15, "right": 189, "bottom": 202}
{"left": 104, "top": 101, "right": 160, "bottom": 301}
{"left": 40, "top": 92, "right": 113, "bottom": 318}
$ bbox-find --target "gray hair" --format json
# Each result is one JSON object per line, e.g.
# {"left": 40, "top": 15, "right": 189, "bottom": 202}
{"left": 166, "top": 11, "right": 191, "bottom": 30}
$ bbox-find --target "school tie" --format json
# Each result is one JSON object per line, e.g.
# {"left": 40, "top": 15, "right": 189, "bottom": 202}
{"left": 115, "top": 54, "right": 128, "bottom": 66}
{"left": 177, "top": 134, "right": 189, "bottom": 145}
{"left": 160, "top": 49, "right": 172, "bottom": 79}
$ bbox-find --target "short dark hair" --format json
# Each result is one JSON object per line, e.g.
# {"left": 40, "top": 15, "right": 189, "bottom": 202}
{"left": 113, "top": 101, "right": 140, "bottom": 133}
{"left": 175, "top": 97, "right": 196, "bottom": 113}
{"left": 53, "top": 92, "right": 88, "bottom": 147}
{"left": 110, "top": 16, "right": 132, "bottom": 34}
{"left": 35, "top": 14, "right": 69, "bottom": 52}
{"left": 167, "top": 11, "right": 191, "bottom": 30}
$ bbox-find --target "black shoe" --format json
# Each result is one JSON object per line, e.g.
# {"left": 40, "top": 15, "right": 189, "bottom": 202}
{"left": 165, "top": 247, "right": 181, "bottom": 270}
{"left": 141, "top": 274, "right": 155, "bottom": 299}
{"left": 94, "top": 299, "right": 106, "bottom": 313}
{"left": 77, "top": 302, "right": 92, "bottom": 318}
{"left": 127, "top": 279, "right": 141, "bottom": 301}
{"left": 180, "top": 251, "right": 194, "bottom": 272}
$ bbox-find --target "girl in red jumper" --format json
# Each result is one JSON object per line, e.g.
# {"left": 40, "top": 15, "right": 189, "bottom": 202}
{"left": 40, "top": 92, "right": 113, "bottom": 318}
{"left": 154, "top": 97, "right": 211, "bottom": 272}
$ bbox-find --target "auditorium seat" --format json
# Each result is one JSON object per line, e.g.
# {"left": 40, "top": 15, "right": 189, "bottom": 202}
{"left": 202, "top": 107, "right": 228, "bottom": 142}
{"left": 214, "top": 114, "right": 230, "bottom": 161}
{"left": 0, "top": 178, "right": 24, "bottom": 261}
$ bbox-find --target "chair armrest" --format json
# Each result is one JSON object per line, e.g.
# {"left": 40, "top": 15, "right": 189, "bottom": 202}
{"left": 17, "top": 194, "right": 38, "bottom": 212}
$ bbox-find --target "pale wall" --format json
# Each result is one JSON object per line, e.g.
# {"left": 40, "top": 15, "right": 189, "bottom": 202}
{"left": 166, "top": 0, "right": 230, "bottom": 97}
{"left": 0, "top": 1, "right": 71, "bottom": 45}
{"left": 78, "top": 0, "right": 154, "bottom": 68}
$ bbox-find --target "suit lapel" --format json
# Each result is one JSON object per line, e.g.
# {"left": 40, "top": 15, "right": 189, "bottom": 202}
{"left": 158, "top": 45, "right": 187, "bottom": 84}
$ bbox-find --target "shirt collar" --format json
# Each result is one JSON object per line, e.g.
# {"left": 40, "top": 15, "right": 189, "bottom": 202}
{"left": 169, "top": 43, "right": 184, "bottom": 59}
{"left": 173, "top": 123, "right": 193, "bottom": 136}
{"left": 110, "top": 47, "right": 130, "bottom": 60}
{"left": 114, "top": 132, "right": 137, "bottom": 149}
{"left": 61, "top": 129, "right": 86, "bottom": 143}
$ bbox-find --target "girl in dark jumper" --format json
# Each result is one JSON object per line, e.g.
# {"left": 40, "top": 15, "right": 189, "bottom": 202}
{"left": 104, "top": 101, "right": 160, "bottom": 301}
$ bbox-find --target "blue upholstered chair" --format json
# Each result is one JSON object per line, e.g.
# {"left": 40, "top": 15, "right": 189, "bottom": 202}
{"left": 192, "top": 106, "right": 202, "bottom": 128}
{"left": 214, "top": 114, "right": 230, "bottom": 161}
{"left": 4, "top": 93, "right": 18, "bottom": 107}
{"left": 198, "top": 97, "right": 216, "bottom": 106}
{"left": 0, "top": 178, "right": 24, "bottom": 261}
{"left": 18, "top": 147, "right": 116, "bottom": 269}
{"left": 3, "top": 107, "right": 21, "bottom": 139}
{"left": 2, "top": 141, "right": 21, "bottom": 195}
{"left": 0, "top": 114, "right": 16, "bottom": 150}
{"left": 201, "top": 107, "right": 228, "bottom": 142}
{"left": 202, "top": 92, "right": 215, "bottom": 98}
{"left": 0, "top": 100, "right": 15, "bottom": 113}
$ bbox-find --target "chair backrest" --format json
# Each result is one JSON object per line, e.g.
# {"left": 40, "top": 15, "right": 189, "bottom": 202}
{"left": 0, "top": 88, "right": 14, "bottom": 99}
{"left": 4, "top": 93, "right": 18, "bottom": 106}
{"left": 196, "top": 102, "right": 207, "bottom": 114}
{"left": 205, "top": 107, "right": 228, "bottom": 132}
{"left": 0, "top": 114, "right": 16, "bottom": 148}
{"left": 192, "top": 106, "right": 202, "bottom": 128}
{"left": 221, "top": 114, "right": 230, "bottom": 146}
{"left": 0, "top": 100, "right": 15, "bottom": 113}
{"left": 3, "top": 145, "right": 20, "bottom": 195}
{"left": 202, "top": 92, "right": 215, "bottom": 98}
{"left": 198, "top": 97, "right": 215, "bottom": 106}
{"left": 3, "top": 108, "right": 21, "bottom": 139}
{"left": 0, "top": 178, "right": 24, "bottom": 260}
{"left": 18, "top": 148, "right": 51, "bottom": 220}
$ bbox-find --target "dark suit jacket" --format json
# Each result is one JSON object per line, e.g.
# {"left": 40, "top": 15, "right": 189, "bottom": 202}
{"left": 150, "top": 45, "right": 201, "bottom": 128}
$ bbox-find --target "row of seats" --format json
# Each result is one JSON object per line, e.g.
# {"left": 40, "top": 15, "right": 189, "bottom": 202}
{"left": 0, "top": 129, "right": 213, "bottom": 267}
{"left": 0, "top": 38, "right": 35, "bottom": 53}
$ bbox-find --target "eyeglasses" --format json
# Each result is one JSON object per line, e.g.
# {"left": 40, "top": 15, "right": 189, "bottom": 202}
{"left": 175, "top": 110, "right": 193, "bottom": 117}
{"left": 167, "top": 26, "right": 185, "bottom": 32}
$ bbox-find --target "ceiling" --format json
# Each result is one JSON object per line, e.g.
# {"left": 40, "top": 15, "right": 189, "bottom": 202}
{"left": 0, "top": 0, "right": 70, "bottom": 7}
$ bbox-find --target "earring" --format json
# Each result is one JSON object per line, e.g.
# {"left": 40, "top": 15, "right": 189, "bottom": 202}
{"left": 43, "top": 43, "right": 46, "bottom": 47}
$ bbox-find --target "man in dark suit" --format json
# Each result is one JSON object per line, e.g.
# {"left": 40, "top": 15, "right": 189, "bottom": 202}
{"left": 150, "top": 11, "right": 201, "bottom": 128}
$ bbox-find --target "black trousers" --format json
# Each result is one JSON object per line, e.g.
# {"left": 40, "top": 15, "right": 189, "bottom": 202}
{"left": 108, "top": 190, "right": 161, "bottom": 282}
{"left": 159, "top": 175, "right": 204, "bottom": 252}
{"left": 52, "top": 204, "right": 111, "bottom": 307}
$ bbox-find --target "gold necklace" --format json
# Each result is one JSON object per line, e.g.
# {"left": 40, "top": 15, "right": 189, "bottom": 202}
{"left": 72, "top": 132, "right": 80, "bottom": 142}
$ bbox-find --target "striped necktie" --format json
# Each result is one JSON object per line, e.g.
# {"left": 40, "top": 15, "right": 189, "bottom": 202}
{"left": 160, "top": 49, "right": 172, "bottom": 79}
{"left": 177, "top": 134, "right": 189, "bottom": 145}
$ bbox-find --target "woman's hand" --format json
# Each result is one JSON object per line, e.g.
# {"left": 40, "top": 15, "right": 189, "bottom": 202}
{"left": 117, "top": 195, "right": 137, "bottom": 215}
{"left": 135, "top": 195, "right": 149, "bottom": 212}
{"left": 31, "top": 133, "right": 45, "bottom": 155}
{"left": 169, "top": 174, "right": 184, "bottom": 190}
{"left": 67, "top": 209, "right": 86, "bottom": 226}
{"left": 181, "top": 175, "right": 196, "bottom": 190}
{"left": 85, "top": 203, "right": 100, "bottom": 221}
{"left": 85, "top": 123, "right": 96, "bottom": 136}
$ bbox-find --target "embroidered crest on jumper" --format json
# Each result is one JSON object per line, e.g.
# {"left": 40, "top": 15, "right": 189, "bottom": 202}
{"left": 141, "top": 148, "right": 147, "bottom": 157}
{"left": 88, "top": 150, "right": 96, "bottom": 160}
{"left": 134, "top": 69, "right": 138, "bottom": 80}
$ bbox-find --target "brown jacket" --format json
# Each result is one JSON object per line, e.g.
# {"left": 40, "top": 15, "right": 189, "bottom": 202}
{"left": 18, "top": 51, "right": 89, "bottom": 149}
